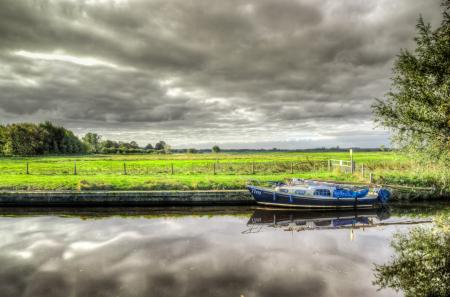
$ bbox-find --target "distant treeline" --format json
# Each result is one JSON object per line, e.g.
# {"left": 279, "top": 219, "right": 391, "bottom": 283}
{"left": 0, "top": 122, "right": 389, "bottom": 156}
{"left": 214, "top": 147, "right": 391, "bottom": 153}
{"left": 0, "top": 122, "right": 173, "bottom": 156}
{"left": 82, "top": 132, "right": 171, "bottom": 155}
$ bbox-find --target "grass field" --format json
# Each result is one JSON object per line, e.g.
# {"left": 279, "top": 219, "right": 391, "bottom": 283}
{"left": 0, "top": 151, "right": 437, "bottom": 191}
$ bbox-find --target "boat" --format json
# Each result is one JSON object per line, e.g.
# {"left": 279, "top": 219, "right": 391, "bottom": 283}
{"left": 246, "top": 178, "right": 391, "bottom": 209}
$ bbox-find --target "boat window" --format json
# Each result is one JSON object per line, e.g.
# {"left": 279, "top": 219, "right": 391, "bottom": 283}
{"left": 313, "top": 189, "right": 331, "bottom": 196}
{"left": 295, "top": 190, "right": 306, "bottom": 195}
{"left": 279, "top": 189, "right": 289, "bottom": 193}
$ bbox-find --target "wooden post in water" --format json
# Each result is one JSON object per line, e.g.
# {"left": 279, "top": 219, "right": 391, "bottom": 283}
{"left": 123, "top": 162, "right": 127, "bottom": 175}
{"left": 74, "top": 161, "right": 77, "bottom": 175}
{"left": 26, "top": 161, "right": 29, "bottom": 175}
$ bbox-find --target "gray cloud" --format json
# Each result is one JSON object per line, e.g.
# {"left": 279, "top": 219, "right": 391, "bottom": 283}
{"left": 0, "top": 0, "right": 443, "bottom": 147}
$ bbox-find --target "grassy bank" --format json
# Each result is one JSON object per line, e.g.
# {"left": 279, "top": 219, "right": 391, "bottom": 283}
{"left": 0, "top": 172, "right": 358, "bottom": 191}
{"left": 0, "top": 151, "right": 405, "bottom": 175}
{"left": 0, "top": 151, "right": 444, "bottom": 193}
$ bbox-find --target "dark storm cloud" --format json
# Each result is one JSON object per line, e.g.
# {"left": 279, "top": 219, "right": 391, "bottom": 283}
{"left": 0, "top": 0, "right": 443, "bottom": 147}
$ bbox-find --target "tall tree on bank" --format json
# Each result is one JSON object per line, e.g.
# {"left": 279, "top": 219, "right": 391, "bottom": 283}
{"left": 372, "top": 1, "right": 450, "bottom": 164}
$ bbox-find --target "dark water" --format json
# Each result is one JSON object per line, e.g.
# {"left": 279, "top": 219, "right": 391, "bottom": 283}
{"left": 0, "top": 203, "right": 448, "bottom": 297}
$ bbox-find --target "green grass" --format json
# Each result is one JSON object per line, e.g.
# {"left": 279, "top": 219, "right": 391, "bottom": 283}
{"left": 0, "top": 151, "right": 405, "bottom": 175}
{"left": 0, "top": 151, "right": 433, "bottom": 191}
{"left": 0, "top": 171, "right": 359, "bottom": 191}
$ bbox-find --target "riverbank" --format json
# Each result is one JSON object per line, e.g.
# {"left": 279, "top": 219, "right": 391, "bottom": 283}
{"left": 0, "top": 172, "right": 359, "bottom": 191}
{"left": 0, "top": 186, "right": 443, "bottom": 207}
{"left": 0, "top": 152, "right": 447, "bottom": 199}
{"left": 0, "top": 190, "right": 253, "bottom": 206}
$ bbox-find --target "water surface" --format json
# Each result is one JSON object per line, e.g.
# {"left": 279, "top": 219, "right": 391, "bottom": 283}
{"left": 0, "top": 203, "right": 448, "bottom": 297}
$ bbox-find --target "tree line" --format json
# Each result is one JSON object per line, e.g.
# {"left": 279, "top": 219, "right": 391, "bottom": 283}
{"left": 0, "top": 122, "right": 85, "bottom": 155}
{"left": 82, "top": 132, "right": 173, "bottom": 154}
{"left": 0, "top": 122, "right": 222, "bottom": 156}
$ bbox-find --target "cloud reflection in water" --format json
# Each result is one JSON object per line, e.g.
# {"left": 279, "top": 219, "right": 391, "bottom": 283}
{"left": 0, "top": 214, "right": 401, "bottom": 297}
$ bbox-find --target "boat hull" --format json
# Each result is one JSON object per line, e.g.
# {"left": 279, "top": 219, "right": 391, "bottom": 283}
{"left": 247, "top": 185, "right": 379, "bottom": 209}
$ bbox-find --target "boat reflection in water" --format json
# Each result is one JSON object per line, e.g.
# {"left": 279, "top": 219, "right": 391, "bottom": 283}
{"left": 244, "top": 207, "right": 391, "bottom": 234}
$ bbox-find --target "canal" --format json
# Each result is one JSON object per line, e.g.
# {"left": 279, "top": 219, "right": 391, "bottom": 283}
{"left": 0, "top": 202, "right": 448, "bottom": 297}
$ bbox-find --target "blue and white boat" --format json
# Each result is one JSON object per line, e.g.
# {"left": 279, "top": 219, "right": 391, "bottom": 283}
{"left": 247, "top": 178, "right": 390, "bottom": 209}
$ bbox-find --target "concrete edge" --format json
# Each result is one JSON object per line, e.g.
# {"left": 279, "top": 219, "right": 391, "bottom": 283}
{"left": 0, "top": 190, "right": 254, "bottom": 206}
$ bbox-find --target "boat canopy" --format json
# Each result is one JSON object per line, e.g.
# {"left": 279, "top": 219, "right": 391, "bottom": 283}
{"left": 333, "top": 187, "right": 369, "bottom": 198}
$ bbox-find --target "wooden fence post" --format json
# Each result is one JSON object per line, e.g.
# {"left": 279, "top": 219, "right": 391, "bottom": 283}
{"left": 369, "top": 173, "right": 374, "bottom": 184}
{"left": 351, "top": 161, "right": 355, "bottom": 174}
{"left": 74, "top": 161, "right": 77, "bottom": 175}
{"left": 213, "top": 162, "right": 216, "bottom": 175}
{"left": 361, "top": 163, "right": 364, "bottom": 177}
{"left": 251, "top": 162, "right": 255, "bottom": 175}
{"left": 171, "top": 163, "right": 174, "bottom": 175}
{"left": 328, "top": 160, "right": 331, "bottom": 171}
{"left": 290, "top": 162, "right": 294, "bottom": 174}
{"left": 26, "top": 161, "right": 29, "bottom": 175}
{"left": 123, "top": 162, "right": 127, "bottom": 175}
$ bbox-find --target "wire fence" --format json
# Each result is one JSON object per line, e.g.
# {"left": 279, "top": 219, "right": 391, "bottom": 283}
{"left": 0, "top": 160, "right": 334, "bottom": 176}
{"left": 0, "top": 158, "right": 415, "bottom": 178}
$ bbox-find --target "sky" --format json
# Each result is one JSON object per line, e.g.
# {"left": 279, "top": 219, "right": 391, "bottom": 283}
{"left": 0, "top": 0, "right": 443, "bottom": 149}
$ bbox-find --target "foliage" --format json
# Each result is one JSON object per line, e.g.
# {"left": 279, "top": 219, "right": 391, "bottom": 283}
{"left": 163, "top": 144, "right": 171, "bottom": 154}
{"left": 0, "top": 122, "right": 174, "bottom": 156}
{"left": 212, "top": 145, "right": 221, "bottom": 153}
{"left": 374, "top": 214, "right": 450, "bottom": 297}
{"left": 0, "top": 122, "right": 85, "bottom": 156}
{"left": 372, "top": 1, "right": 450, "bottom": 165}
{"left": 0, "top": 125, "right": 5, "bottom": 154}
{"left": 154, "top": 141, "right": 166, "bottom": 151}
{"left": 82, "top": 133, "right": 101, "bottom": 153}
{"left": 186, "top": 148, "right": 198, "bottom": 154}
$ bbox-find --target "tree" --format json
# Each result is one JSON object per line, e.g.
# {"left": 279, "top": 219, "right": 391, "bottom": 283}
{"left": 129, "top": 141, "right": 139, "bottom": 149}
{"left": 372, "top": 1, "right": 450, "bottom": 165}
{"left": 0, "top": 125, "right": 6, "bottom": 155}
{"left": 144, "top": 143, "right": 154, "bottom": 150}
{"left": 374, "top": 214, "right": 450, "bottom": 297}
{"left": 154, "top": 141, "right": 166, "bottom": 151}
{"left": 212, "top": 145, "right": 221, "bottom": 153}
{"left": 3, "top": 123, "right": 44, "bottom": 155}
{"left": 187, "top": 148, "right": 197, "bottom": 154}
{"left": 82, "top": 133, "right": 101, "bottom": 153}
{"left": 163, "top": 143, "right": 171, "bottom": 154}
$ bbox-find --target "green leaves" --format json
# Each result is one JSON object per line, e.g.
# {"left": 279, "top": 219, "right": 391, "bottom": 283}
{"left": 374, "top": 216, "right": 450, "bottom": 297}
{"left": 372, "top": 1, "right": 450, "bottom": 167}
{"left": 0, "top": 122, "right": 85, "bottom": 156}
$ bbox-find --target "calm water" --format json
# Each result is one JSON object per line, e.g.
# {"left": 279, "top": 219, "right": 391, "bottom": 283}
{"left": 0, "top": 203, "right": 448, "bottom": 297}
